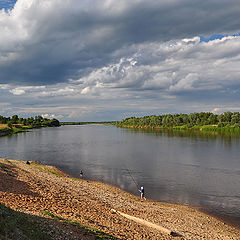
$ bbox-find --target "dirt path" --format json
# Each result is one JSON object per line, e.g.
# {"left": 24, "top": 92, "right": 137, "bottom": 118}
{"left": 0, "top": 158, "right": 239, "bottom": 239}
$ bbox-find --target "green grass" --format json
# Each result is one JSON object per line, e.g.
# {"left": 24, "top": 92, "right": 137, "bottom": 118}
{"left": 0, "top": 204, "right": 119, "bottom": 240}
{"left": 43, "top": 211, "right": 65, "bottom": 221}
{"left": 71, "top": 177, "right": 79, "bottom": 181}
{"left": 0, "top": 163, "right": 15, "bottom": 176}
{"left": 0, "top": 203, "right": 52, "bottom": 240}
{"left": 49, "top": 170, "right": 62, "bottom": 177}
{"left": 42, "top": 211, "right": 119, "bottom": 240}
{"left": 12, "top": 127, "right": 28, "bottom": 134}
{"left": 30, "top": 163, "right": 65, "bottom": 178}
{"left": 4, "top": 159, "right": 13, "bottom": 165}
{"left": 0, "top": 127, "right": 13, "bottom": 137}
{"left": 0, "top": 163, "right": 5, "bottom": 169}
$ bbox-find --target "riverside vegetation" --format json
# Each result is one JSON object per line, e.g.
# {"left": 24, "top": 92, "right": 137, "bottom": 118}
{"left": 61, "top": 121, "right": 115, "bottom": 126}
{"left": 116, "top": 111, "right": 240, "bottom": 133}
{"left": 0, "top": 115, "right": 60, "bottom": 137}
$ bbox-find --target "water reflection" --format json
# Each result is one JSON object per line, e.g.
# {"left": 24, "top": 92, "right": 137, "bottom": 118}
{"left": 0, "top": 125, "right": 240, "bottom": 225}
{"left": 126, "top": 127, "right": 240, "bottom": 142}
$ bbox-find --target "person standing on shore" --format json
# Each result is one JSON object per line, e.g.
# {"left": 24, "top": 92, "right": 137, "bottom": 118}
{"left": 139, "top": 186, "right": 146, "bottom": 200}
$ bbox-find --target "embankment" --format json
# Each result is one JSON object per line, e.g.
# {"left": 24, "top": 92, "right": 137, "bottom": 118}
{"left": 0, "top": 128, "right": 13, "bottom": 137}
{"left": 0, "top": 158, "right": 239, "bottom": 239}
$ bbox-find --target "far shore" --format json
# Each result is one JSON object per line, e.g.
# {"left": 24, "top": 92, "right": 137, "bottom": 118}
{"left": 1, "top": 158, "right": 240, "bottom": 239}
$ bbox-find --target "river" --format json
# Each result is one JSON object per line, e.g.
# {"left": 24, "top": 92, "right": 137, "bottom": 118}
{"left": 1, "top": 125, "right": 240, "bottom": 225}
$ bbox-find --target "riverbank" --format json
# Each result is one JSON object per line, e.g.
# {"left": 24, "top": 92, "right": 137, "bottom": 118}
{"left": 0, "top": 124, "right": 34, "bottom": 137}
{"left": 0, "top": 116, "right": 60, "bottom": 138}
{"left": 115, "top": 112, "right": 240, "bottom": 134}
{"left": 0, "top": 124, "right": 58, "bottom": 138}
{"left": 116, "top": 124, "right": 240, "bottom": 135}
{"left": 0, "top": 127, "right": 13, "bottom": 137}
{"left": 0, "top": 158, "right": 239, "bottom": 239}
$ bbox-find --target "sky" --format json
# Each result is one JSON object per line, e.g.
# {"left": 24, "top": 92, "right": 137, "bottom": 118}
{"left": 0, "top": 0, "right": 240, "bottom": 121}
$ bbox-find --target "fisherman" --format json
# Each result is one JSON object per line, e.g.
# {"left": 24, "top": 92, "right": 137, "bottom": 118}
{"left": 80, "top": 170, "right": 83, "bottom": 177}
{"left": 139, "top": 186, "right": 146, "bottom": 200}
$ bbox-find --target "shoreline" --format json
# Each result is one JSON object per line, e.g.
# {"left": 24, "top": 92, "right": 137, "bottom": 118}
{"left": 1, "top": 158, "right": 240, "bottom": 239}
{"left": 116, "top": 124, "right": 240, "bottom": 136}
{"left": 55, "top": 164, "right": 240, "bottom": 231}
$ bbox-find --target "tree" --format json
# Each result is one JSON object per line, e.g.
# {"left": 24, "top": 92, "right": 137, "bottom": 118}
{"left": 208, "top": 113, "right": 218, "bottom": 125}
{"left": 231, "top": 112, "right": 240, "bottom": 124}
{"left": 11, "top": 115, "right": 19, "bottom": 124}
{"left": 50, "top": 119, "right": 60, "bottom": 127}
{"left": 7, "top": 122, "right": 13, "bottom": 129}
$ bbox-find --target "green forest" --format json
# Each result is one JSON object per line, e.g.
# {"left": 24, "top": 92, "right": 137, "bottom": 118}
{"left": 116, "top": 112, "right": 240, "bottom": 131}
{"left": 0, "top": 115, "right": 60, "bottom": 128}
{"left": 0, "top": 115, "right": 60, "bottom": 137}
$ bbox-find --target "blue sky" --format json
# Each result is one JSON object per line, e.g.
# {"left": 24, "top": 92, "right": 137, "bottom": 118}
{"left": 0, "top": 0, "right": 16, "bottom": 10}
{"left": 200, "top": 33, "right": 240, "bottom": 42}
{"left": 0, "top": 0, "right": 240, "bottom": 121}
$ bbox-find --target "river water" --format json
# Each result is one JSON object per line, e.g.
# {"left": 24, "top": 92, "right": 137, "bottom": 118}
{"left": 1, "top": 125, "right": 240, "bottom": 224}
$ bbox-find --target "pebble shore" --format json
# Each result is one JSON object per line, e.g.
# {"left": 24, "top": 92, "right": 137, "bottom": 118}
{"left": 0, "top": 158, "right": 239, "bottom": 240}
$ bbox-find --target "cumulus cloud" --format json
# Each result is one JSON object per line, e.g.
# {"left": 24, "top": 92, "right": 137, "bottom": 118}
{"left": 9, "top": 88, "right": 25, "bottom": 95}
{"left": 0, "top": 0, "right": 240, "bottom": 86}
{"left": 71, "top": 35, "right": 240, "bottom": 94}
{"left": 9, "top": 86, "right": 45, "bottom": 95}
{"left": 1, "top": 0, "right": 240, "bottom": 120}
{"left": 1, "top": 33, "right": 240, "bottom": 120}
{"left": 42, "top": 113, "right": 55, "bottom": 119}
{"left": 212, "top": 107, "right": 240, "bottom": 114}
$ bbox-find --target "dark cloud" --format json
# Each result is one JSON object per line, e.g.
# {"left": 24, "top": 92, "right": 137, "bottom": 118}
{"left": 0, "top": 0, "right": 240, "bottom": 120}
{"left": 1, "top": 0, "right": 240, "bottom": 85}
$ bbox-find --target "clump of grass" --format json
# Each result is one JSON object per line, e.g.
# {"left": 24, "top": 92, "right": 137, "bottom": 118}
{"left": 71, "top": 178, "right": 79, "bottom": 181}
{"left": 0, "top": 203, "right": 52, "bottom": 240}
{"left": 49, "top": 170, "right": 62, "bottom": 177}
{"left": 43, "top": 211, "right": 65, "bottom": 221}
{"left": 0, "top": 163, "right": 5, "bottom": 169}
{"left": 12, "top": 128, "right": 27, "bottom": 134}
{"left": 3, "top": 159, "right": 14, "bottom": 165}
{"left": 30, "top": 163, "right": 66, "bottom": 178}
{"left": 1, "top": 205, "right": 116, "bottom": 240}
{"left": 0, "top": 163, "right": 15, "bottom": 176}
{"left": 42, "top": 211, "right": 119, "bottom": 239}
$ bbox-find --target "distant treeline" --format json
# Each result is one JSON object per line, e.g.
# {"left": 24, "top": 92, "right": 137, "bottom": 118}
{"left": 116, "top": 112, "right": 240, "bottom": 129}
{"left": 61, "top": 121, "right": 116, "bottom": 125}
{"left": 0, "top": 115, "right": 60, "bottom": 128}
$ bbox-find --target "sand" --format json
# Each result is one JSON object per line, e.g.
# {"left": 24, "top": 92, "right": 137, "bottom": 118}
{"left": 0, "top": 158, "right": 239, "bottom": 240}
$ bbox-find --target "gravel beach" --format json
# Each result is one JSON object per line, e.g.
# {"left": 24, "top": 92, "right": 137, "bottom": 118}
{"left": 0, "top": 158, "right": 239, "bottom": 239}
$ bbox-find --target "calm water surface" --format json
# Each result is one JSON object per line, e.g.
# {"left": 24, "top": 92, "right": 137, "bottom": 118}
{"left": 1, "top": 125, "right": 240, "bottom": 224}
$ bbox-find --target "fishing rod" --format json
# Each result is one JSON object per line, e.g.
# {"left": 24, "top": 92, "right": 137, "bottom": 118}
{"left": 123, "top": 165, "right": 147, "bottom": 200}
{"left": 124, "top": 165, "right": 139, "bottom": 189}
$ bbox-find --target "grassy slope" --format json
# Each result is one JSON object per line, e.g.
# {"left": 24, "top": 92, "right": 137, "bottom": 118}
{"left": 0, "top": 160, "right": 118, "bottom": 240}
{"left": 0, "top": 125, "right": 32, "bottom": 137}
{"left": 117, "top": 123, "right": 240, "bottom": 133}
{"left": 0, "top": 203, "right": 59, "bottom": 240}
{"left": 0, "top": 203, "right": 118, "bottom": 240}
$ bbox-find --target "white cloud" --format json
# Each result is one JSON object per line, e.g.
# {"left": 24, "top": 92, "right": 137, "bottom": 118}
{"left": 182, "top": 37, "right": 200, "bottom": 44}
{"left": 1, "top": 0, "right": 240, "bottom": 86}
{"left": 41, "top": 86, "right": 74, "bottom": 97}
{"left": 81, "top": 87, "right": 90, "bottom": 95}
{"left": 0, "top": 84, "right": 10, "bottom": 90}
{"left": 42, "top": 113, "right": 55, "bottom": 119}
{"left": 1, "top": 1, "right": 240, "bottom": 120}
{"left": 9, "top": 88, "right": 25, "bottom": 95}
{"left": 212, "top": 107, "right": 240, "bottom": 114}
{"left": 9, "top": 86, "right": 45, "bottom": 95}
{"left": 71, "top": 36, "right": 240, "bottom": 95}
